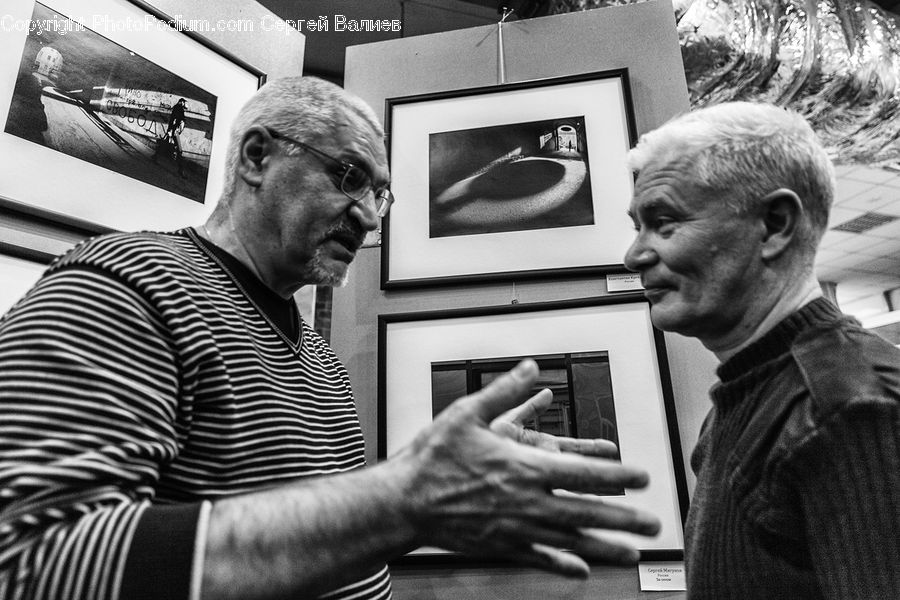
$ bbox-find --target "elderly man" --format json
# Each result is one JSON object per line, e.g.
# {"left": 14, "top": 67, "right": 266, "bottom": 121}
{"left": 0, "top": 77, "right": 660, "bottom": 600}
{"left": 624, "top": 102, "right": 900, "bottom": 599}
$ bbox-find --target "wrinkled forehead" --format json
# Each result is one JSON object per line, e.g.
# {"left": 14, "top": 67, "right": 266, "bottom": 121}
{"left": 332, "top": 108, "right": 390, "bottom": 179}
{"left": 632, "top": 158, "right": 696, "bottom": 198}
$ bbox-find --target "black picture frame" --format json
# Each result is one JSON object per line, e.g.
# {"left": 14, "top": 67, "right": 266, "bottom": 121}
{"left": 0, "top": 237, "right": 54, "bottom": 317}
{"left": 0, "top": 0, "right": 266, "bottom": 232}
{"left": 382, "top": 69, "right": 638, "bottom": 290}
{"left": 377, "top": 293, "right": 689, "bottom": 563}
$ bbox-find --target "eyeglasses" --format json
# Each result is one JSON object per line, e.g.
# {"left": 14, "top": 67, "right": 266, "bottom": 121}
{"left": 266, "top": 128, "right": 394, "bottom": 218}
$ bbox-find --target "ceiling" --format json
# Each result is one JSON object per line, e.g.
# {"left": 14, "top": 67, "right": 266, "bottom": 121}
{"left": 258, "top": 0, "right": 900, "bottom": 323}
{"left": 257, "top": 0, "right": 500, "bottom": 82}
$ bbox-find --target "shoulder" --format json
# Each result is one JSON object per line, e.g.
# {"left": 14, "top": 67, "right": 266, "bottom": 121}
{"left": 301, "top": 320, "right": 344, "bottom": 364}
{"left": 791, "top": 317, "right": 900, "bottom": 416}
{"left": 769, "top": 318, "right": 900, "bottom": 470}
{"left": 39, "top": 229, "right": 222, "bottom": 312}
{"left": 55, "top": 230, "right": 192, "bottom": 265}
{"left": 724, "top": 318, "right": 899, "bottom": 546}
{"left": 760, "top": 317, "right": 900, "bottom": 483}
{"left": 299, "top": 320, "right": 352, "bottom": 382}
{"left": 50, "top": 229, "right": 203, "bottom": 280}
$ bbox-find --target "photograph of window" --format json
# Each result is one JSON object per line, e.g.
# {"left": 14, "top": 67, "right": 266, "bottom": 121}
{"left": 431, "top": 351, "right": 624, "bottom": 496}
{"left": 5, "top": 1, "right": 218, "bottom": 204}
{"left": 428, "top": 116, "right": 593, "bottom": 238}
{"left": 378, "top": 294, "right": 689, "bottom": 557}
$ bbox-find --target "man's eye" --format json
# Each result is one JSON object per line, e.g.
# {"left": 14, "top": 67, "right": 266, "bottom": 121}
{"left": 651, "top": 217, "right": 676, "bottom": 234}
{"left": 343, "top": 166, "right": 370, "bottom": 193}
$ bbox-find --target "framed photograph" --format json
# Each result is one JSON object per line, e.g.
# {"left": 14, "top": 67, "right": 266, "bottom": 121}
{"left": 0, "top": 0, "right": 265, "bottom": 232}
{"left": 378, "top": 293, "right": 688, "bottom": 561}
{"left": 0, "top": 240, "right": 53, "bottom": 317}
{"left": 382, "top": 69, "right": 638, "bottom": 289}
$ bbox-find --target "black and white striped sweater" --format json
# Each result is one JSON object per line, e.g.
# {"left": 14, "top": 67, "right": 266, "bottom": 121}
{"left": 0, "top": 229, "right": 391, "bottom": 600}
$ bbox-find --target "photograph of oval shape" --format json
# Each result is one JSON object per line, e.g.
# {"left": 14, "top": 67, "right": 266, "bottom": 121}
{"left": 382, "top": 69, "right": 638, "bottom": 289}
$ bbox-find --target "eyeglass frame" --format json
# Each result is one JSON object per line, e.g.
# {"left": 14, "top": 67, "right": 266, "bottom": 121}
{"left": 265, "top": 127, "right": 394, "bottom": 218}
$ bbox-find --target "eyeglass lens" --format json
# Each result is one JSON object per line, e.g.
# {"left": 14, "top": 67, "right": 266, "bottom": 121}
{"left": 340, "top": 166, "right": 370, "bottom": 199}
{"left": 340, "top": 167, "right": 393, "bottom": 217}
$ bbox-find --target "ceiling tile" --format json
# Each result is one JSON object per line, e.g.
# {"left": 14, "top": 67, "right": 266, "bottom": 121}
{"left": 834, "top": 164, "right": 859, "bottom": 178}
{"left": 836, "top": 281, "right": 885, "bottom": 302}
{"left": 817, "top": 251, "right": 872, "bottom": 269}
{"left": 834, "top": 178, "right": 875, "bottom": 203}
{"left": 826, "top": 206, "right": 866, "bottom": 228}
{"left": 856, "top": 257, "right": 900, "bottom": 277}
{"left": 827, "top": 232, "right": 893, "bottom": 255}
{"left": 815, "top": 248, "right": 849, "bottom": 263}
{"left": 819, "top": 227, "right": 862, "bottom": 249}
{"left": 862, "top": 237, "right": 900, "bottom": 256}
{"left": 835, "top": 184, "right": 896, "bottom": 212}
{"left": 841, "top": 166, "right": 900, "bottom": 185}
{"left": 866, "top": 218, "right": 900, "bottom": 239}
{"left": 874, "top": 197, "right": 900, "bottom": 217}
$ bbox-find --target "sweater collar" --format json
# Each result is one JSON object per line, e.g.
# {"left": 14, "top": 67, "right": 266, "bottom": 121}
{"left": 716, "top": 297, "right": 845, "bottom": 383}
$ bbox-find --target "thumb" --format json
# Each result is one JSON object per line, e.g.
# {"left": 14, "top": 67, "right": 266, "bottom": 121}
{"left": 465, "top": 359, "right": 540, "bottom": 423}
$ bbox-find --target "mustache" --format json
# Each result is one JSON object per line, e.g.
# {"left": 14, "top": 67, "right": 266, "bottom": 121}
{"left": 324, "top": 220, "right": 366, "bottom": 251}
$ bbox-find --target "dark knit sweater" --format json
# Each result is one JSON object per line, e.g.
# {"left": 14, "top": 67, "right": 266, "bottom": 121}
{"left": 685, "top": 297, "right": 900, "bottom": 600}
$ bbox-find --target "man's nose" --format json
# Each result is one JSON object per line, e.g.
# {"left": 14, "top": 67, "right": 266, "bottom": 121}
{"left": 624, "top": 234, "right": 656, "bottom": 272}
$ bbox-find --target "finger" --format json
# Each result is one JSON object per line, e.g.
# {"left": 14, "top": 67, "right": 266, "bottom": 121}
{"left": 529, "top": 532, "right": 642, "bottom": 571}
{"left": 503, "top": 533, "right": 641, "bottom": 575}
{"left": 504, "top": 522, "right": 640, "bottom": 566}
{"left": 469, "top": 521, "right": 591, "bottom": 577}
{"left": 490, "top": 422, "right": 620, "bottom": 458}
{"left": 569, "top": 529, "right": 643, "bottom": 565}
{"left": 461, "top": 359, "right": 540, "bottom": 423}
{"left": 516, "top": 543, "right": 590, "bottom": 578}
{"left": 495, "top": 388, "right": 553, "bottom": 425}
{"left": 456, "top": 521, "right": 643, "bottom": 573}
{"left": 553, "top": 437, "right": 620, "bottom": 458}
{"left": 533, "top": 492, "right": 661, "bottom": 537}
{"left": 519, "top": 445, "right": 651, "bottom": 492}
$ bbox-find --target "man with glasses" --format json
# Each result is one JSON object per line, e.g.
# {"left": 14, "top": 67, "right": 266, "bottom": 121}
{"left": 0, "top": 77, "right": 660, "bottom": 600}
{"left": 625, "top": 102, "right": 900, "bottom": 599}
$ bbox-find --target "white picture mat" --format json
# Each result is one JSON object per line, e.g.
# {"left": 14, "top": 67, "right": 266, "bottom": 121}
{"left": 0, "top": 0, "right": 260, "bottom": 231}
{"left": 383, "top": 302, "right": 684, "bottom": 550}
{"left": 387, "top": 75, "right": 635, "bottom": 281}
{"left": 0, "top": 254, "right": 46, "bottom": 316}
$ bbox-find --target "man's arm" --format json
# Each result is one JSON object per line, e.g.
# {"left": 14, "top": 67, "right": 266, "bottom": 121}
{"left": 201, "top": 360, "right": 660, "bottom": 600}
{"left": 0, "top": 268, "right": 190, "bottom": 600}
{"left": 0, "top": 266, "right": 658, "bottom": 600}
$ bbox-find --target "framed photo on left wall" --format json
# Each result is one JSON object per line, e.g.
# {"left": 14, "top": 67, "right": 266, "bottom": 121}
{"left": 378, "top": 293, "right": 689, "bottom": 562}
{"left": 0, "top": 0, "right": 265, "bottom": 232}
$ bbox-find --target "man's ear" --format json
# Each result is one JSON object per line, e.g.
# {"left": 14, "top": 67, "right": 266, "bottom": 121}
{"left": 237, "top": 126, "right": 273, "bottom": 188}
{"left": 759, "top": 188, "right": 802, "bottom": 261}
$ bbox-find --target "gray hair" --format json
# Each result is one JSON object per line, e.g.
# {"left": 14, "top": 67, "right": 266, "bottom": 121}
{"left": 220, "top": 76, "right": 383, "bottom": 199}
{"left": 627, "top": 102, "right": 835, "bottom": 250}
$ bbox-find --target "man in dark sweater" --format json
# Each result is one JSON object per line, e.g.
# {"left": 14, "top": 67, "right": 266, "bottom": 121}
{"left": 624, "top": 101, "right": 900, "bottom": 599}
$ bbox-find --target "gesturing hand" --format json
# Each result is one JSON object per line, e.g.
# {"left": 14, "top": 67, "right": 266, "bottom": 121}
{"left": 393, "top": 359, "right": 661, "bottom": 577}
{"left": 491, "top": 387, "right": 621, "bottom": 457}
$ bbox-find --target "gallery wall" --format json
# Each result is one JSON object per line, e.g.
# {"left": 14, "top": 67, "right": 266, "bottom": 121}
{"left": 333, "top": 1, "right": 719, "bottom": 597}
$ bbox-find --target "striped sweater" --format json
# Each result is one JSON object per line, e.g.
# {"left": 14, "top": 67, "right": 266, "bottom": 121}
{"left": 0, "top": 229, "right": 391, "bottom": 600}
